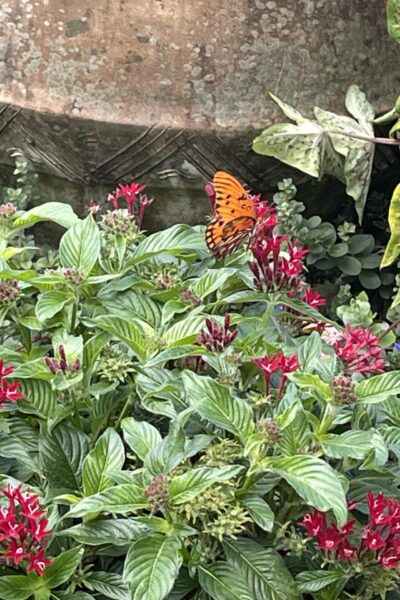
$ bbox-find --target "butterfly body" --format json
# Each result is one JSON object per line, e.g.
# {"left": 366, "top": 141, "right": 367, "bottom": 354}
{"left": 205, "top": 171, "right": 256, "bottom": 259}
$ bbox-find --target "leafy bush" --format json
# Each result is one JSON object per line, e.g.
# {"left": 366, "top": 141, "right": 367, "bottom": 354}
{"left": 0, "top": 173, "right": 399, "bottom": 600}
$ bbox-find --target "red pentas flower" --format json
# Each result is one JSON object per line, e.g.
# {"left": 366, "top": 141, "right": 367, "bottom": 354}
{"left": 253, "top": 351, "right": 299, "bottom": 399}
{"left": 0, "top": 360, "right": 24, "bottom": 406}
{"left": 107, "top": 181, "right": 154, "bottom": 227}
{"left": 334, "top": 325, "right": 386, "bottom": 375}
{"left": 301, "top": 288, "right": 326, "bottom": 309}
{"left": 249, "top": 232, "right": 308, "bottom": 294}
{"left": 0, "top": 484, "right": 52, "bottom": 576}
{"left": 299, "top": 492, "right": 400, "bottom": 570}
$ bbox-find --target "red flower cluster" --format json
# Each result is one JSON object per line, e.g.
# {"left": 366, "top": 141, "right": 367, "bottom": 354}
{"left": 249, "top": 233, "right": 308, "bottom": 294}
{"left": 0, "top": 485, "right": 52, "bottom": 575}
{"left": 197, "top": 315, "right": 238, "bottom": 352}
{"left": 0, "top": 361, "right": 24, "bottom": 406}
{"left": 300, "top": 493, "right": 400, "bottom": 569}
{"left": 45, "top": 345, "right": 80, "bottom": 375}
{"left": 301, "top": 288, "right": 326, "bottom": 309}
{"left": 108, "top": 182, "right": 154, "bottom": 226}
{"left": 334, "top": 325, "right": 385, "bottom": 374}
{"left": 253, "top": 351, "right": 299, "bottom": 398}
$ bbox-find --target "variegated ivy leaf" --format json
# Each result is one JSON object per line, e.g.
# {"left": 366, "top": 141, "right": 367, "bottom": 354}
{"left": 254, "top": 87, "right": 375, "bottom": 223}
{"left": 253, "top": 119, "right": 344, "bottom": 181}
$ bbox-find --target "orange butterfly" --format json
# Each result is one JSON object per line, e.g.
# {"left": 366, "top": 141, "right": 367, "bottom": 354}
{"left": 205, "top": 171, "right": 256, "bottom": 259}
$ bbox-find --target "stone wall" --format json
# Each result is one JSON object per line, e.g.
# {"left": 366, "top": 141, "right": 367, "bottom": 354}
{"left": 0, "top": 0, "right": 398, "bottom": 228}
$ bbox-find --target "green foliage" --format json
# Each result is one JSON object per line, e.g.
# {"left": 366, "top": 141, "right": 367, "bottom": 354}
{"left": 0, "top": 146, "right": 400, "bottom": 600}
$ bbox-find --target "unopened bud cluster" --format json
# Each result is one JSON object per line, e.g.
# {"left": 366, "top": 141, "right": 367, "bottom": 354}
{"left": 63, "top": 268, "right": 85, "bottom": 286}
{"left": 0, "top": 202, "right": 17, "bottom": 218}
{"left": 256, "top": 418, "right": 283, "bottom": 443}
{"left": 0, "top": 280, "right": 20, "bottom": 306}
{"left": 179, "top": 288, "right": 202, "bottom": 306}
{"left": 45, "top": 345, "right": 80, "bottom": 375}
{"left": 101, "top": 210, "right": 138, "bottom": 239}
{"left": 331, "top": 373, "right": 357, "bottom": 405}
{"left": 98, "top": 345, "right": 135, "bottom": 383}
{"left": 197, "top": 315, "right": 238, "bottom": 352}
{"left": 144, "top": 474, "right": 169, "bottom": 513}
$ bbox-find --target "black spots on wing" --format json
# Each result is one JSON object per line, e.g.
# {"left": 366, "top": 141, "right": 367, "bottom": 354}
{"left": 231, "top": 209, "right": 235, "bottom": 214}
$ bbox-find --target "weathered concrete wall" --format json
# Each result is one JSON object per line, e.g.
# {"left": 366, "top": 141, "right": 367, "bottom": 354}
{"left": 0, "top": 0, "right": 398, "bottom": 127}
{"left": 0, "top": 0, "right": 397, "bottom": 228}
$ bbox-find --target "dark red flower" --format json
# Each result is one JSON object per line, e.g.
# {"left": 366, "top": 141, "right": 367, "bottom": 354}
{"left": 27, "top": 548, "right": 52, "bottom": 576}
{"left": 249, "top": 233, "right": 308, "bottom": 294}
{"left": 302, "top": 288, "right": 326, "bottom": 309}
{"left": 334, "top": 326, "right": 385, "bottom": 375}
{"left": 45, "top": 345, "right": 81, "bottom": 376}
{"left": 362, "top": 525, "right": 386, "bottom": 551}
{"left": 197, "top": 314, "right": 238, "bottom": 352}
{"left": 108, "top": 182, "right": 146, "bottom": 215}
{"left": 0, "top": 361, "right": 24, "bottom": 405}
{"left": 253, "top": 351, "right": 299, "bottom": 398}
{"left": 0, "top": 485, "right": 52, "bottom": 575}
{"left": 300, "top": 510, "right": 327, "bottom": 538}
{"left": 300, "top": 492, "right": 400, "bottom": 570}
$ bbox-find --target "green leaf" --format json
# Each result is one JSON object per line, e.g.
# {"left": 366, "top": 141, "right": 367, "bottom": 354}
{"left": 82, "top": 428, "right": 125, "bottom": 496}
{"left": 297, "top": 331, "right": 322, "bottom": 371}
{"left": 13, "top": 202, "right": 78, "bottom": 231}
{"left": 253, "top": 119, "right": 342, "bottom": 180}
{"left": 355, "top": 371, "right": 400, "bottom": 404}
{"left": 166, "top": 569, "right": 197, "bottom": 600}
{"left": 314, "top": 105, "right": 374, "bottom": 222}
{"left": 17, "top": 379, "right": 59, "bottom": 419}
{"left": 163, "top": 316, "right": 207, "bottom": 347}
{"left": 224, "top": 538, "right": 300, "bottom": 600}
{"left": 68, "top": 484, "right": 148, "bottom": 518}
{"left": 121, "top": 418, "right": 162, "bottom": 461}
{"left": 191, "top": 268, "right": 236, "bottom": 298}
{"left": 0, "top": 435, "right": 40, "bottom": 473}
{"left": 335, "top": 255, "right": 362, "bottom": 276}
{"left": 242, "top": 496, "right": 274, "bottom": 532}
{"left": 358, "top": 270, "right": 381, "bottom": 290}
{"left": 388, "top": 0, "right": 400, "bottom": 42}
{"left": 145, "top": 345, "right": 206, "bottom": 368}
{"left": 345, "top": 85, "right": 375, "bottom": 124}
{"left": 381, "top": 183, "right": 400, "bottom": 268}
{"left": 59, "top": 214, "right": 100, "bottom": 274}
{"left": 95, "top": 316, "right": 148, "bottom": 361}
{"left": 291, "top": 373, "right": 332, "bottom": 400}
{"left": 296, "top": 571, "right": 345, "bottom": 593}
{"left": 198, "top": 563, "right": 254, "bottom": 600}
{"left": 85, "top": 572, "right": 129, "bottom": 600}
{"left": 182, "top": 371, "right": 254, "bottom": 440}
{"left": 35, "top": 291, "right": 71, "bottom": 322}
{"left": 39, "top": 423, "right": 90, "bottom": 490}
{"left": 0, "top": 575, "right": 41, "bottom": 600}
{"left": 320, "top": 430, "right": 373, "bottom": 459}
{"left": 101, "top": 290, "right": 162, "bottom": 328}
{"left": 42, "top": 546, "right": 84, "bottom": 589}
{"left": 130, "top": 225, "right": 206, "bottom": 265}
{"left": 272, "top": 455, "right": 347, "bottom": 525}
{"left": 144, "top": 421, "right": 186, "bottom": 475}
{"left": 123, "top": 534, "right": 183, "bottom": 600}
{"left": 169, "top": 465, "right": 243, "bottom": 505}
{"left": 61, "top": 518, "right": 146, "bottom": 546}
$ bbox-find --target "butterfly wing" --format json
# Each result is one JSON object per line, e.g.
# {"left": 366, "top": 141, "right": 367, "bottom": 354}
{"left": 206, "top": 215, "right": 255, "bottom": 259}
{"left": 213, "top": 171, "right": 256, "bottom": 220}
{"left": 205, "top": 171, "right": 256, "bottom": 258}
